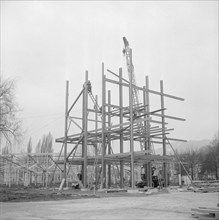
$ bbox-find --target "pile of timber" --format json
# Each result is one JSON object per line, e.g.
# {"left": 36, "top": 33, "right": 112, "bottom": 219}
{"left": 104, "top": 188, "right": 127, "bottom": 193}
{"left": 191, "top": 207, "right": 219, "bottom": 220}
{"left": 193, "top": 180, "right": 219, "bottom": 187}
{"left": 190, "top": 180, "right": 219, "bottom": 193}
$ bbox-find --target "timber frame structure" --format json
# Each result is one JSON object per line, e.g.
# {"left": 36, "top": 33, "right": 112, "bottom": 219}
{"left": 55, "top": 62, "right": 186, "bottom": 189}
{"left": 0, "top": 64, "right": 186, "bottom": 189}
{"left": 0, "top": 153, "right": 64, "bottom": 187}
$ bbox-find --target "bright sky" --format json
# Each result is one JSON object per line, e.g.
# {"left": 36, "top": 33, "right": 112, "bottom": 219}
{"left": 1, "top": 1, "right": 218, "bottom": 153}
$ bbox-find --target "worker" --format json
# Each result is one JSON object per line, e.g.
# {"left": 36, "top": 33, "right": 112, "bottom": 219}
{"left": 152, "top": 167, "right": 159, "bottom": 187}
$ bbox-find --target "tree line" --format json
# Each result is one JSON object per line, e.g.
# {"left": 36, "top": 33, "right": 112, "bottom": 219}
{"left": 176, "top": 134, "right": 219, "bottom": 180}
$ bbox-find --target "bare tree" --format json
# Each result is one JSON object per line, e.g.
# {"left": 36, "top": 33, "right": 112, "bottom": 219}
{"left": 177, "top": 148, "right": 201, "bottom": 180}
{"left": 200, "top": 133, "right": 219, "bottom": 180}
{"left": 0, "top": 78, "right": 22, "bottom": 147}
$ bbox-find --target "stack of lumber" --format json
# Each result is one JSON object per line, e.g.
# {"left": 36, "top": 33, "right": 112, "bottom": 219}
{"left": 194, "top": 187, "right": 219, "bottom": 193}
{"left": 191, "top": 207, "right": 219, "bottom": 220}
{"left": 98, "top": 188, "right": 127, "bottom": 193}
{"left": 190, "top": 180, "right": 219, "bottom": 193}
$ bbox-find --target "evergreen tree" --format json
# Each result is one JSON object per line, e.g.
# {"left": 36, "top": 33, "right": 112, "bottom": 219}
{"left": 35, "top": 133, "right": 53, "bottom": 153}
{"left": 27, "top": 137, "right": 32, "bottom": 153}
{"left": 35, "top": 140, "right": 41, "bottom": 153}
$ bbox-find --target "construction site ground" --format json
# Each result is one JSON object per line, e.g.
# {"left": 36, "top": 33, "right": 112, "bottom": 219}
{"left": 0, "top": 185, "right": 218, "bottom": 220}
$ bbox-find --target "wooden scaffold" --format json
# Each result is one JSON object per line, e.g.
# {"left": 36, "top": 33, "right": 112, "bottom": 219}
{"left": 0, "top": 153, "right": 65, "bottom": 187}
{"left": 55, "top": 61, "right": 186, "bottom": 190}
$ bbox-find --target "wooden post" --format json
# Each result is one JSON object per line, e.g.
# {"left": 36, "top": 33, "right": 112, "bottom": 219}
{"left": 9, "top": 155, "right": 12, "bottom": 188}
{"left": 22, "top": 170, "right": 25, "bottom": 186}
{"left": 145, "top": 76, "right": 152, "bottom": 187}
{"left": 46, "top": 154, "right": 48, "bottom": 187}
{"left": 107, "top": 90, "right": 111, "bottom": 188}
{"left": 26, "top": 155, "right": 29, "bottom": 186}
{"left": 64, "top": 80, "right": 69, "bottom": 187}
{"left": 160, "top": 80, "right": 168, "bottom": 187}
{"left": 95, "top": 95, "right": 98, "bottom": 187}
{"left": 16, "top": 169, "right": 19, "bottom": 185}
{"left": 101, "top": 63, "right": 106, "bottom": 189}
{"left": 119, "top": 68, "right": 124, "bottom": 188}
{"left": 129, "top": 49, "right": 135, "bottom": 188}
{"left": 143, "top": 85, "right": 148, "bottom": 185}
{"left": 82, "top": 71, "right": 88, "bottom": 187}
{"left": 178, "top": 163, "right": 182, "bottom": 186}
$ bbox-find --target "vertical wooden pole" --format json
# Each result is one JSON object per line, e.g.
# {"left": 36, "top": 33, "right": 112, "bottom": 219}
{"left": 42, "top": 172, "right": 45, "bottom": 187}
{"left": 178, "top": 163, "right": 182, "bottom": 186}
{"left": 3, "top": 159, "right": 6, "bottom": 184}
{"left": 60, "top": 169, "right": 62, "bottom": 184}
{"left": 82, "top": 71, "right": 88, "bottom": 187}
{"left": 145, "top": 76, "right": 152, "bottom": 187}
{"left": 64, "top": 80, "right": 69, "bottom": 186}
{"left": 143, "top": 86, "right": 147, "bottom": 185}
{"left": 95, "top": 95, "right": 98, "bottom": 187}
{"left": 9, "top": 155, "right": 12, "bottom": 188}
{"left": 129, "top": 49, "right": 134, "bottom": 188}
{"left": 46, "top": 154, "right": 48, "bottom": 187}
{"left": 160, "top": 80, "right": 168, "bottom": 187}
{"left": 16, "top": 169, "right": 19, "bottom": 185}
{"left": 119, "top": 68, "right": 124, "bottom": 188}
{"left": 26, "top": 155, "right": 29, "bottom": 186}
{"left": 107, "top": 90, "right": 111, "bottom": 188}
{"left": 101, "top": 63, "right": 106, "bottom": 188}
{"left": 22, "top": 170, "right": 25, "bottom": 186}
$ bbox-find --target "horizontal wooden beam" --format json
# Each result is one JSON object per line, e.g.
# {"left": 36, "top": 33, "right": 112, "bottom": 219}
{"left": 105, "top": 77, "right": 184, "bottom": 101}
{"left": 152, "top": 113, "right": 186, "bottom": 121}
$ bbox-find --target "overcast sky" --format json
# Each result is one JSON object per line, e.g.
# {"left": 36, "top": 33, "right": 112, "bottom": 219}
{"left": 1, "top": 1, "right": 218, "bottom": 153}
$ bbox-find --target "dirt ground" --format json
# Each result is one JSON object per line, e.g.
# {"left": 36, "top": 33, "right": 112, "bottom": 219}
{"left": 0, "top": 185, "right": 151, "bottom": 202}
{"left": 0, "top": 185, "right": 98, "bottom": 202}
{"left": 0, "top": 185, "right": 218, "bottom": 219}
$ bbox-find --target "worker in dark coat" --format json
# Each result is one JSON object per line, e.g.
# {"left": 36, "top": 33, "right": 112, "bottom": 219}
{"left": 152, "top": 167, "right": 159, "bottom": 187}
